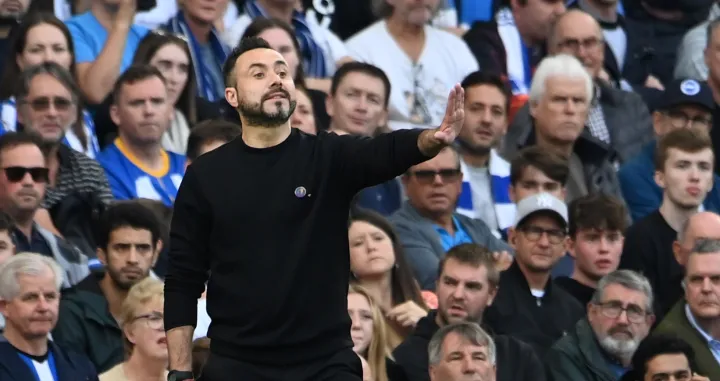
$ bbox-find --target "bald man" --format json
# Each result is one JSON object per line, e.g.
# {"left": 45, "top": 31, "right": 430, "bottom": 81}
{"left": 674, "top": 212, "right": 720, "bottom": 267}
{"left": 507, "top": 10, "right": 652, "bottom": 164}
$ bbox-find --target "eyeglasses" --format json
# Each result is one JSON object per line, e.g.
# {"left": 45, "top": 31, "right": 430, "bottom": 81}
{"left": 662, "top": 110, "right": 712, "bottom": 129}
{"left": 595, "top": 301, "right": 648, "bottom": 323}
{"left": 133, "top": 313, "right": 164, "bottom": 330}
{"left": 518, "top": 226, "right": 566, "bottom": 244}
{"left": 20, "top": 96, "right": 74, "bottom": 112}
{"left": 557, "top": 37, "right": 604, "bottom": 52}
{"left": 408, "top": 169, "right": 461, "bottom": 185}
{"left": 3, "top": 167, "right": 49, "bottom": 183}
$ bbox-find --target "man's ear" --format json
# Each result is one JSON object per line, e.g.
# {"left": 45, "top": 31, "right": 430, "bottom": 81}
{"left": 96, "top": 248, "right": 108, "bottom": 266}
{"left": 152, "top": 240, "right": 164, "bottom": 267}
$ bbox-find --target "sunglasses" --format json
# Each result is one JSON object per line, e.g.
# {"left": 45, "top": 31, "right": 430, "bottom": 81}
{"left": 3, "top": 167, "right": 49, "bottom": 183}
{"left": 408, "top": 169, "right": 461, "bottom": 184}
{"left": 21, "top": 96, "right": 74, "bottom": 112}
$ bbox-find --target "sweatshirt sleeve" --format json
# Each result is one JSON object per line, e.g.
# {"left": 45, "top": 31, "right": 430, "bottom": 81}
{"left": 164, "top": 165, "right": 211, "bottom": 330}
{"left": 330, "top": 128, "right": 430, "bottom": 192}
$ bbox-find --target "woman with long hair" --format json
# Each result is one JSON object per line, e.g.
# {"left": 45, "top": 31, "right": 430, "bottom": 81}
{"left": 349, "top": 208, "right": 435, "bottom": 350}
{"left": 0, "top": 11, "right": 99, "bottom": 157}
{"left": 348, "top": 284, "right": 390, "bottom": 381}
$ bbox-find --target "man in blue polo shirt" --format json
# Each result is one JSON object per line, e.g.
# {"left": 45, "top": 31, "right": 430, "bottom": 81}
{"left": 618, "top": 78, "right": 720, "bottom": 222}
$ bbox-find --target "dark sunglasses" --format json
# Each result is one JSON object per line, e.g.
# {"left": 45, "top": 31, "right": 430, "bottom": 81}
{"left": 22, "top": 96, "right": 74, "bottom": 112}
{"left": 409, "top": 169, "right": 461, "bottom": 184}
{"left": 3, "top": 167, "right": 49, "bottom": 183}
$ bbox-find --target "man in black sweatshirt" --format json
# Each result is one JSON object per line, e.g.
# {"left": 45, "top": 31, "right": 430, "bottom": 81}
{"left": 163, "top": 37, "right": 468, "bottom": 381}
{"left": 390, "top": 243, "right": 544, "bottom": 381}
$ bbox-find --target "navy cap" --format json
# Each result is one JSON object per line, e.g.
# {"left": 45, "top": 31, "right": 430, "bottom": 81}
{"left": 656, "top": 79, "right": 714, "bottom": 112}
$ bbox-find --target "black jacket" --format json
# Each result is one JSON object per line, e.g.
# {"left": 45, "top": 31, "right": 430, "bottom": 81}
{"left": 390, "top": 310, "right": 545, "bottom": 381}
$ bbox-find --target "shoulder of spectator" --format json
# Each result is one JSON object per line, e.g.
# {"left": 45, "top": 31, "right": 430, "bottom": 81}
{"left": 221, "top": 13, "right": 252, "bottom": 48}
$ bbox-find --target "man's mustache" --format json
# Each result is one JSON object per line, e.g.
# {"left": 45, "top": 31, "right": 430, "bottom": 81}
{"left": 262, "top": 88, "right": 290, "bottom": 101}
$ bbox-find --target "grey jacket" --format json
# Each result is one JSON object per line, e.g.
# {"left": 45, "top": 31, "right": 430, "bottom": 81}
{"left": 35, "top": 224, "right": 90, "bottom": 289}
{"left": 545, "top": 318, "right": 619, "bottom": 381}
{"left": 390, "top": 201, "right": 513, "bottom": 290}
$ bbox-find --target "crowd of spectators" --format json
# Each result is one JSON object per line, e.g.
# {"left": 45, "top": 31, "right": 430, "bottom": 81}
{"left": 0, "top": 0, "right": 720, "bottom": 380}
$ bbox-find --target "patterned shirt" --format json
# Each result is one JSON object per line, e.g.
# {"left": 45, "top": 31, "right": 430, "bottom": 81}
{"left": 586, "top": 86, "right": 611, "bottom": 144}
{"left": 42, "top": 145, "right": 113, "bottom": 210}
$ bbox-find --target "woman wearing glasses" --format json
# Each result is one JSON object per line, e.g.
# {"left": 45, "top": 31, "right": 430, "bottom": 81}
{"left": 100, "top": 277, "right": 169, "bottom": 381}
{"left": 0, "top": 12, "right": 100, "bottom": 158}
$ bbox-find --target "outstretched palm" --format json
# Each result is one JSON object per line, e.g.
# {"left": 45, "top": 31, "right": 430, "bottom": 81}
{"left": 433, "top": 83, "right": 465, "bottom": 144}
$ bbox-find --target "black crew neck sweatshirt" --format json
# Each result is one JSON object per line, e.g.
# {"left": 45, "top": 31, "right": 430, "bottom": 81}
{"left": 164, "top": 128, "right": 428, "bottom": 366}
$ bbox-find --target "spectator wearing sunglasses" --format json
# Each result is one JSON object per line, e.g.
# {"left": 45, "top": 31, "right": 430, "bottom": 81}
{"left": 0, "top": 132, "right": 89, "bottom": 288}
{"left": 390, "top": 145, "right": 512, "bottom": 291}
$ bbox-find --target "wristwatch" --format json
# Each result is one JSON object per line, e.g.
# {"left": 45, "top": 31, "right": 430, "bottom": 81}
{"left": 168, "top": 370, "right": 194, "bottom": 381}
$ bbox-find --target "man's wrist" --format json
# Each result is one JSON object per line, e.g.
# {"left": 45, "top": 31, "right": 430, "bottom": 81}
{"left": 418, "top": 128, "right": 446, "bottom": 157}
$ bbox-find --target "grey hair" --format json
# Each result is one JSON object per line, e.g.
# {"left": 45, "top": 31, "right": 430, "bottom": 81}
{"left": 706, "top": 18, "right": 720, "bottom": 48}
{"left": 691, "top": 238, "right": 720, "bottom": 254}
{"left": 15, "top": 62, "right": 81, "bottom": 106}
{"left": 528, "top": 54, "right": 594, "bottom": 105}
{"left": 591, "top": 270, "right": 654, "bottom": 314}
{"left": 0, "top": 252, "right": 64, "bottom": 300}
{"left": 428, "top": 322, "right": 496, "bottom": 366}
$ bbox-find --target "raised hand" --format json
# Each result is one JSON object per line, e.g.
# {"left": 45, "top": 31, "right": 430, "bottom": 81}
{"left": 433, "top": 83, "right": 465, "bottom": 144}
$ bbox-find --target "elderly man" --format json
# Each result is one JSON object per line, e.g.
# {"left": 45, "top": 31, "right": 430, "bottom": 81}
{"left": 0, "top": 253, "right": 98, "bottom": 380}
{"left": 546, "top": 270, "right": 656, "bottom": 381}
{"left": 428, "top": 322, "right": 497, "bottom": 381}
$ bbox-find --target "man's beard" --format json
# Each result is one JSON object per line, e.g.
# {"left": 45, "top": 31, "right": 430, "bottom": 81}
{"left": 456, "top": 136, "right": 492, "bottom": 156}
{"left": 598, "top": 329, "right": 640, "bottom": 362}
{"left": 237, "top": 94, "right": 297, "bottom": 128}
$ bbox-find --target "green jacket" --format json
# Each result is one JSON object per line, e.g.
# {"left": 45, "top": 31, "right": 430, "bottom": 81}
{"left": 545, "top": 318, "right": 621, "bottom": 381}
{"left": 52, "top": 273, "right": 123, "bottom": 374}
{"left": 654, "top": 300, "right": 720, "bottom": 381}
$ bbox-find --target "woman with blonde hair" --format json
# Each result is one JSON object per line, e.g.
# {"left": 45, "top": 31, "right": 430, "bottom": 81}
{"left": 100, "top": 278, "right": 168, "bottom": 381}
{"left": 348, "top": 284, "right": 391, "bottom": 381}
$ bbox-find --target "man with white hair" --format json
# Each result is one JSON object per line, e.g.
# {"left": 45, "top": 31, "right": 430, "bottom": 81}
{"left": 0, "top": 253, "right": 98, "bottom": 380}
{"left": 428, "top": 321, "right": 497, "bottom": 381}
{"left": 501, "top": 54, "right": 623, "bottom": 203}
{"left": 545, "top": 270, "right": 656, "bottom": 381}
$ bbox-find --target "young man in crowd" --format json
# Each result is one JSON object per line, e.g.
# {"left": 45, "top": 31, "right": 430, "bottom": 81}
{"left": 625, "top": 334, "right": 710, "bottom": 381}
{"left": 185, "top": 119, "right": 242, "bottom": 169}
{"left": 621, "top": 127, "right": 715, "bottom": 319}
{"left": 52, "top": 202, "right": 162, "bottom": 373}
{"left": 556, "top": 194, "right": 628, "bottom": 305}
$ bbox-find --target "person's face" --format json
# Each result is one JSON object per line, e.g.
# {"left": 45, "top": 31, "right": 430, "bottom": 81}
{"left": 673, "top": 213, "right": 720, "bottom": 266}
{"left": 652, "top": 105, "right": 713, "bottom": 137}
{"left": 458, "top": 84, "right": 507, "bottom": 154}
{"left": 111, "top": 77, "right": 173, "bottom": 146}
{"left": 436, "top": 258, "right": 497, "bottom": 325}
{"left": 183, "top": 0, "right": 228, "bottom": 24}
{"left": 0, "top": 144, "right": 47, "bottom": 215}
{"left": 347, "top": 292, "right": 374, "bottom": 355}
{"left": 0, "top": 230, "right": 15, "bottom": 265}
{"left": 655, "top": 148, "right": 714, "bottom": 210}
{"left": 509, "top": 214, "right": 566, "bottom": 273}
{"left": 327, "top": 72, "right": 388, "bottom": 136}
{"left": 509, "top": 165, "right": 566, "bottom": 202}
{"left": 290, "top": 89, "right": 316, "bottom": 135}
{"left": 530, "top": 76, "right": 590, "bottom": 146}
{"left": 225, "top": 48, "right": 297, "bottom": 128}
{"left": 512, "top": 0, "right": 566, "bottom": 45}
{"left": 429, "top": 332, "right": 496, "bottom": 381}
{"left": 588, "top": 284, "right": 654, "bottom": 361}
{"left": 551, "top": 14, "right": 604, "bottom": 78}
{"left": 0, "top": 0, "right": 30, "bottom": 18}
{"left": 17, "top": 23, "right": 72, "bottom": 71}
{"left": 388, "top": 0, "right": 440, "bottom": 26}
{"left": 98, "top": 227, "right": 157, "bottom": 290}
{"left": 149, "top": 43, "right": 190, "bottom": 107}
{"left": 124, "top": 296, "right": 167, "bottom": 360}
{"left": 643, "top": 354, "right": 693, "bottom": 381}
{"left": 17, "top": 74, "right": 78, "bottom": 144}
{"left": 685, "top": 252, "right": 720, "bottom": 321}
{"left": 569, "top": 229, "right": 623, "bottom": 282}
{"left": 349, "top": 220, "right": 396, "bottom": 278}
{"left": 403, "top": 148, "right": 463, "bottom": 215}
{"left": 258, "top": 27, "right": 300, "bottom": 80}
{"left": 185, "top": 139, "right": 230, "bottom": 170}
{"left": 0, "top": 269, "right": 59, "bottom": 339}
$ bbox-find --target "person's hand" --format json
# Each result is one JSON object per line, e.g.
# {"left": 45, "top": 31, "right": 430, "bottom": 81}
{"left": 114, "top": 0, "right": 137, "bottom": 27}
{"left": 644, "top": 74, "right": 665, "bottom": 91}
{"left": 386, "top": 301, "right": 428, "bottom": 329}
{"left": 493, "top": 251, "right": 513, "bottom": 271}
{"left": 691, "top": 373, "right": 710, "bottom": 381}
{"left": 433, "top": 84, "right": 465, "bottom": 144}
{"left": 596, "top": 68, "right": 610, "bottom": 82}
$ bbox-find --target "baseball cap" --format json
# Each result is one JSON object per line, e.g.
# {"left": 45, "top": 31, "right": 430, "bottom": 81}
{"left": 514, "top": 192, "right": 568, "bottom": 228}
{"left": 655, "top": 79, "right": 714, "bottom": 112}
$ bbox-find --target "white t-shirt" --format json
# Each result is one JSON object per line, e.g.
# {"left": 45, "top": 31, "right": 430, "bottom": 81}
{"left": 194, "top": 298, "right": 211, "bottom": 340}
{"left": 346, "top": 21, "right": 478, "bottom": 131}
{"left": 464, "top": 164, "right": 498, "bottom": 232}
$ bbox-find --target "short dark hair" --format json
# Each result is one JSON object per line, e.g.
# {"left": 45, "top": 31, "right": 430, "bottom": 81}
{"left": 112, "top": 65, "right": 167, "bottom": 104}
{"left": 0, "top": 132, "right": 47, "bottom": 166}
{"left": 654, "top": 127, "right": 713, "bottom": 171}
{"left": 631, "top": 334, "right": 697, "bottom": 378}
{"left": 186, "top": 120, "right": 242, "bottom": 161}
{"left": 330, "top": 62, "right": 391, "bottom": 108}
{"left": 223, "top": 36, "right": 273, "bottom": 88}
{"left": 460, "top": 71, "right": 512, "bottom": 114}
{"left": 96, "top": 201, "right": 162, "bottom": 250}
{"left": 510, "top": 146, "right": 569, "bottom": 185}
{"left": 568, "top": 194, "right": 628, "bottom": 238}
{"left": 438, "top": 243, "right": 500, "bottom": 289}
{"left": 0, "top": 210, "right": 15, "bottom": 233}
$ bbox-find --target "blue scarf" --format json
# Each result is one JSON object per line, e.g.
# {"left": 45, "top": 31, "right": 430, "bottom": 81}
{"left": 245, "top": 0, "right": 328, "bottom": 78}
{"left": 166, "top": 12, "right": 229, "bottom": 102}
